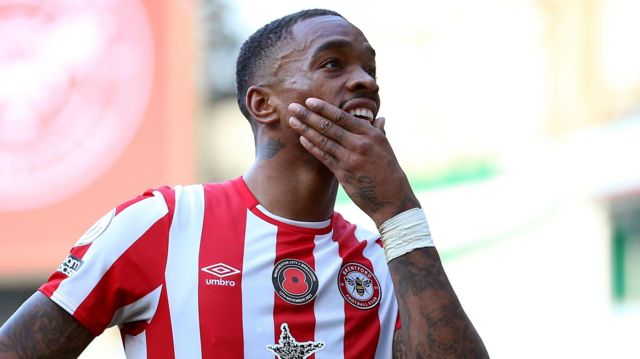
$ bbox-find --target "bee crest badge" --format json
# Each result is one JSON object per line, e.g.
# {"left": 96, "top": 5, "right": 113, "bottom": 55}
{"left": 337, "top": 262, "right": 381, "bottom": 310}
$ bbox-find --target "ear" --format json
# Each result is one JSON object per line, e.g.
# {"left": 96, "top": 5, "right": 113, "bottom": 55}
{"left": 246, "top": 85, "right": 279, "bottom": 125}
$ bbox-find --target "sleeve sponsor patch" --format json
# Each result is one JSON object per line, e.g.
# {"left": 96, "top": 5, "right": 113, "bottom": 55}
{"left": 57, "top": 255, "right": 84, "bottom": 277}
{"left": 75, "top": 208, "right": 116, "bottom": 247}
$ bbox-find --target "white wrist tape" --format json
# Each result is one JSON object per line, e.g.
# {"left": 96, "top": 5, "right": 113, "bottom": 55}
{"left": 378, "top": 208, "right": 434, "bottom": 262}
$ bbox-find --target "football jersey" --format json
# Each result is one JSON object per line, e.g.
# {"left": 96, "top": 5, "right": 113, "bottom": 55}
{"left": 40, "top": 177, "right": 399, "bottom": 358}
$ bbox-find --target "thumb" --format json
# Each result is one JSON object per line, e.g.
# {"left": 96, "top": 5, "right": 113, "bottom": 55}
{"left": 372, "top": 116, "right": 386, "bottom": 135}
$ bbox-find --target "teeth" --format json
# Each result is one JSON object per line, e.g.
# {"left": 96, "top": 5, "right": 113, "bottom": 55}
{"left": 349, "top": 108, "right": 374, "bottom": 121}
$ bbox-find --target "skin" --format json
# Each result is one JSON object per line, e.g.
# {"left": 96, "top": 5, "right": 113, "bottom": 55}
{"left": 243, "top": 15, "right": 381, "bottom": 222}
{"left": 269, "top": 16, "right": 490, "bottom": 358}
{"left": 0, "top": 292, "right": 94, "bottom": 358}
{"left": 0, "top": 14, "right": 488, "bottom": 358}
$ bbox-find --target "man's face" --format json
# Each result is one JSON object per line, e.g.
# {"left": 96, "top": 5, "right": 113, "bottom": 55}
{"left": 269, "top": 16, "right": 380, "bottom": 126}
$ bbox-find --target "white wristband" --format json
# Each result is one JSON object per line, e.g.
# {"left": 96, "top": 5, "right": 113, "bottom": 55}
{"left": 378, "top": 208, "right": 434, "bottom": 262}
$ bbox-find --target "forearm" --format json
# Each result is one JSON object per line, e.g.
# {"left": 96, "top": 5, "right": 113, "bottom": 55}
{"left": 0, "top": 291, "right": 94, "bottom": 359}
{"left": 287, "top": 99, "right": 488, "bottom": 357}
{"left": 389, "top": 247, "right": 489, "bottom": 359}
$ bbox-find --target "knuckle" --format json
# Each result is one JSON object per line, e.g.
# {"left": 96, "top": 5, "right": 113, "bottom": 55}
{"left": 354, "top": 139, "right": 372, "bottom": 155}
{"left": 319, "top": 135, "right": 329, "bottom": 149}
{"left": 319, "top": 119, "right": 333, "bottom": 134}
{"left": 344, "top": 154, "right": 360, "bottom": 170}
{"left": 320, "top": 150, "right": 334, "bottom": 166}
{"left": 371, "top": 131, "right": 385, "bottom": 142}
{"left": 327, "top": 141, "right": 340, "bottom": 156}
{"left": 334, "top": 111, "right": 349, "bottom": 125}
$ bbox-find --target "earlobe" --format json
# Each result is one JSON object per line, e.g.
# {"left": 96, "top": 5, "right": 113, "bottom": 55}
{"left": 246, "top": 86, "right": 279, "bottom": 125}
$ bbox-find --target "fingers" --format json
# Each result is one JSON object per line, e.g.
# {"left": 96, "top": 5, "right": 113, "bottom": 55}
{"left": 304, "top": 98, "right": 370, "bottom": 135}
{"left": 298, "top": 136, "right": 339, "bottom": 170}
{"left": 372, "top": 116, "right": 386, "bottom": 135}
{"left": 288, "top": 102, "right": 352, "bottom": 146}
{"left": 289, "top": 116, "right": 344, "bottom": 160}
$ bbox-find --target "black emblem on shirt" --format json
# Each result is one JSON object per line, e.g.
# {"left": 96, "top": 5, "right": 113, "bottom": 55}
{"left": 272, "top": 259, "right": 319, "bottom": 305}
{"left": 266, "top": 323, "right": 324, "bottom": 359}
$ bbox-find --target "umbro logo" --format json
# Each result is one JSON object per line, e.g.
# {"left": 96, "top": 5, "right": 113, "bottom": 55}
{"left": 202, "top": 263, "right": 241, "bottom": 278}
{"left": 201, "top": 263, "right": 241, "bottom": 287}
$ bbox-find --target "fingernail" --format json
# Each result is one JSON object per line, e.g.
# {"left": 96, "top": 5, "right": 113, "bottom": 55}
{"left": 288, "top": 102, "right": 303, "bottom": 114}
{"left": 306, "top": 98, "right": 320, "bottom": 107}
{"left": 289, "top": 116, "right": 301, "bottom": 128}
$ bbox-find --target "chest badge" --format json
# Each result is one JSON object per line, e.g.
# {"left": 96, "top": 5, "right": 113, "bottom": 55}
{"left": 266, "top": 323, "right": 324, "bottom": 359}
{"left": 338, "top": 262, "right": 381, "bottom": 309}
{"left": 272, "top": 259, "right": 319, "bottom": 305}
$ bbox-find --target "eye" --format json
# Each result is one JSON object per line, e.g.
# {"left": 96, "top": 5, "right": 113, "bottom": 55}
{"left": 365, "top": 66, "right": 377, "bottom": 79}
{"left": 321, "top": 58, "right": 342, "bottom": 69}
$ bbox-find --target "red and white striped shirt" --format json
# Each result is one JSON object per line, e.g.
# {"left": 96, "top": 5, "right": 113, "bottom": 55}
{"left": 40, "top": 177, "right": 399, "bottom": 358}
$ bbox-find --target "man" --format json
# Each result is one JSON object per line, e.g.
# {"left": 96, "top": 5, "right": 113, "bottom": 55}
{"left": 0, "top": 9, "right": 489, "bottom": 359}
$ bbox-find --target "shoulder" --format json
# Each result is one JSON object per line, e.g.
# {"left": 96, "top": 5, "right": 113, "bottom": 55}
{"left": 136, "top": 179, "right": 238, "bottom": 213}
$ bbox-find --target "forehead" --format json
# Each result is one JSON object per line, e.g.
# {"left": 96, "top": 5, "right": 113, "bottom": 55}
{"left": 288, "top": 16, "right": 373, "bottom": 57}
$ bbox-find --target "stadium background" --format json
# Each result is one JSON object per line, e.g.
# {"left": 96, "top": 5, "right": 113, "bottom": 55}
{"left": 1, "top": 0, "right": 639, "bottom": 357}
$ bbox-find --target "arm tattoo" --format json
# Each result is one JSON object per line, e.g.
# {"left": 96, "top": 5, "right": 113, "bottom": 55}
{"left": 259, "top": 137, "right": 285, "bottom": 159}
{"left": 393, "top": 329, "right": 409, "bottom": 359}
{"left": 389, "top": 248, "right": 489, "bottom": 358}
{"left": 0, "top": 292, "right": 94, "bottom": 359}
{"left": 354, "top": 175, "right": 390, "bottom": 212}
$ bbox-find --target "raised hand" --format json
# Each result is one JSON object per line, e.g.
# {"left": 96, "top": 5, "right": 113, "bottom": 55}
{"left": 288, "top": 97, "right": 420, "bottom": 227}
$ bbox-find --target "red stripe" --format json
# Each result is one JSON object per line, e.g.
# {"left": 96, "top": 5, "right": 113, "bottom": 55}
{"left": 198, "top": 182, "right": 247, "bottom": 359}
{"left": 272, "top": 228, "right": 318, "bottom": 356}
{"left": 333, "top": 215, "right": 381, "bottom": 359}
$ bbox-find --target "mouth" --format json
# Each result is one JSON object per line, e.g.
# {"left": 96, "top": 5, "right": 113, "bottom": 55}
{"left": 349, "top": 108, "right": 374, "bottom": 122}
{"left": 341, "top": 98, "right": 378, "bottom": 123}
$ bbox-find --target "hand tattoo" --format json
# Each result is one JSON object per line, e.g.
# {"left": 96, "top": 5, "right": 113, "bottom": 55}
{"left": 353, "top": 175, "right": 390, "bottom": 212}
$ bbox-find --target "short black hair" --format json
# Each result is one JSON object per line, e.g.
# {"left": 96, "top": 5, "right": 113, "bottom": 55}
{"left": 235, "top": 9, "right": 344, "bottom": 123}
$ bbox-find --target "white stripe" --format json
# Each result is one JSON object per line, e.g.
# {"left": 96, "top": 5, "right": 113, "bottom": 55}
{"left": 355, "top": 227, "right": 398, "bottom": 359}
{"left": 109, "top": 285, "right": 163, "bottom": 327}
{"left": 313, "top": 231, "right": 346, "bottom": 359}
{"left": 124, "top": 331, "right": 147, "bottom": 359}
{"left": 256, "top": 204, "right": 331, "bottom": 229}
{"left": 52, "top": 191, "right": 169, "bottom": 315}
{"left": 241, "top": 210, "right": 277, "bottom": 358}
{"left": 165, "top": 185, "right": 204, "bottom": 358}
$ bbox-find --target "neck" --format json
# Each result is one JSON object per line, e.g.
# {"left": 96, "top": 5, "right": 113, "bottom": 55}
{"left": 244, "top": 155, "right": 339, "bottom": 222}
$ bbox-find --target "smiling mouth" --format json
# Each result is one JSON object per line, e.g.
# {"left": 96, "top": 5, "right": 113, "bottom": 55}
{"left": 349, "top": 108, "right": 374, "bottom": 122}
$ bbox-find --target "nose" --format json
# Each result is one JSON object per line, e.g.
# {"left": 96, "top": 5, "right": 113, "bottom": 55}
{"left": 346, "top": 67, "right": 378, "bottom": 93}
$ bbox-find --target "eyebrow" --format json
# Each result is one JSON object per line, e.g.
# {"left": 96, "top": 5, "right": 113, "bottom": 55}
{"left": 310, "top": 38, "right": 376, "bottom": 59}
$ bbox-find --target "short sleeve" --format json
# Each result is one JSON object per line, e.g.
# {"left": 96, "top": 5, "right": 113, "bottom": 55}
{"left": 39, "top": 188, "right": 174, "bottom": 335}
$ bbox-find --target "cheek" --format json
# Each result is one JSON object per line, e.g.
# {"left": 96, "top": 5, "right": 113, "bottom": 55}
{"left": 281, "top": 74, "right": 314, "bottom": 97}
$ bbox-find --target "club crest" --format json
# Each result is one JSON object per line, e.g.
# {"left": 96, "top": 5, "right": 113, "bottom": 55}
{"left": 338, "top": 262, "right": 381, "bottom": 309}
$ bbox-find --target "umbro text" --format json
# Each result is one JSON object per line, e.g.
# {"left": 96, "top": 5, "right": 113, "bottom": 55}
{"left": 205, "top": 278, "right": 236, "bottom": 287}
